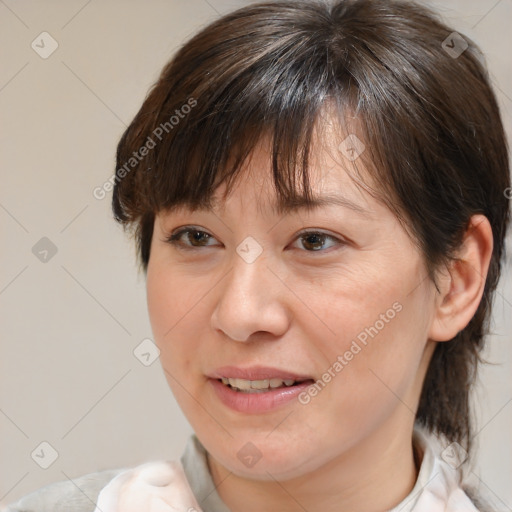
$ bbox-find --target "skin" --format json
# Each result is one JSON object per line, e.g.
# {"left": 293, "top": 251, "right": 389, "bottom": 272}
{"left": 146, "top": 126, "right": 493, "bottom": 512}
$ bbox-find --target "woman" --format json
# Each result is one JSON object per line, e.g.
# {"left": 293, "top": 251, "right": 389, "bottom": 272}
{"left": 7, "top": 0, "right": 510, "bottom": 510}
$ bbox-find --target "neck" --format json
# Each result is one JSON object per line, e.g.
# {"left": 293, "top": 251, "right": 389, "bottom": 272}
{"left": 208, "top": 420, "right": 420, "bottom": 512}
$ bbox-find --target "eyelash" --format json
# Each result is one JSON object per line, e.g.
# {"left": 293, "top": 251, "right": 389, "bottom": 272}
{"left": 164, "top": 227, "right": 346, "bottom": 254}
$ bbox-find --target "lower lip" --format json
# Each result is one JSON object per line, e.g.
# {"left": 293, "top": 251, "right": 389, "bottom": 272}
{"left": 208, "top": 378, "right": 313, "bottom": 414}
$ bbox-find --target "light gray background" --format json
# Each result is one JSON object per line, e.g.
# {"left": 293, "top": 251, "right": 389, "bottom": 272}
{"left": 1, "top": 0, "right": 511, "bottom": 509}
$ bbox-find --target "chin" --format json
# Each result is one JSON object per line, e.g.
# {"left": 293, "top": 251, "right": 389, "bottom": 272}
{"left": 209, "top": 435, "right": 317, "bottom": 481}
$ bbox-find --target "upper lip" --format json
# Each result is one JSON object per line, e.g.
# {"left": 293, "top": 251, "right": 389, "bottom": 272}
{"left": 208, "top": 366, "right": 314, "bottom": 381}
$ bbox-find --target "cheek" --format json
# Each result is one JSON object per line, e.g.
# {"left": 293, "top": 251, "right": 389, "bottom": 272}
{"left": 296, "top": 261, "right": 407, "bottom": 355}
{"left": 146, "top": 269, "right": 199, "bottom": 413}
{"left": 328, "top": 303, "right": 430, "bottom": 428}
{"left": 294, "top": 299, "right": 429, "bottom": 462}
{"left": 147, "top": 262, "right": 203, "bottom": 341}
{"left": 301, "top": 255, "right": 431, "bottom": 409}
{"left": 146, "top": 264, "right": 203, "bottom": 385}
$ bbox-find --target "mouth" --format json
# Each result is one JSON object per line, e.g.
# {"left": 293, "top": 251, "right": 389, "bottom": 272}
{"left": 207, "top": 366, "right": 316, "bottom": 412}
{"left": 217, "top": 377, "right": 314, "bottom": 393}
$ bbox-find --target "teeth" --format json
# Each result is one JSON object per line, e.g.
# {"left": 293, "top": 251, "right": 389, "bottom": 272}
{"left": 269, "top": 378, "right": 283, "bottom": 388}
{"left": 251, "top": 379, "right": 270, "bottom": 389}
{"left": 221, "top": 377, "right": 297, "bottom": 392}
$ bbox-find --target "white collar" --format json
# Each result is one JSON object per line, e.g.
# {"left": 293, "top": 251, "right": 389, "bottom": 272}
{"left": 389, "top": 427, "right": 480, "bottom": 511}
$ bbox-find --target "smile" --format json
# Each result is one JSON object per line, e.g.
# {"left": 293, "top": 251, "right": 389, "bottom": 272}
{"left": 219, "top": 377, "right": 307, "bottom": 392}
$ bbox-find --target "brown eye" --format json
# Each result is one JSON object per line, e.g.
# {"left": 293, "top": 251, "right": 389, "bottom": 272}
{"left": 165, "top": 228, "right": 218, "bottom": 250}
{"left": 293, "top": 231, "right": 345, "bottom": 253}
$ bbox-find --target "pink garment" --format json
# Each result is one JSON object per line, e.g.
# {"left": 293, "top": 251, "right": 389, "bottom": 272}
{"left": 94, "top": 460, "right": 203, "bottom": 512}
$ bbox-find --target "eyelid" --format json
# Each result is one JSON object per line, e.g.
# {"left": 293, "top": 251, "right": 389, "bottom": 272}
{"left": 295, "top": 228, "right": 343, "bottom": 240}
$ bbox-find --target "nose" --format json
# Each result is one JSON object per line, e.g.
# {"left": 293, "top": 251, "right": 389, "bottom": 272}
{"left": 210, "top": 249, "right": 291, "bottom": 342}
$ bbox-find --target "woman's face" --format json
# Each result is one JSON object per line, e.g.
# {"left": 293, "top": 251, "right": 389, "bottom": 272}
{"left": 146, "top": 134, "right": 438, "bottom": 480}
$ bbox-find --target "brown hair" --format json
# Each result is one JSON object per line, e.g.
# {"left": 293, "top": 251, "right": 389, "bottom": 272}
{"left": 112, "top": 0, "right": 510, "bottom": 454}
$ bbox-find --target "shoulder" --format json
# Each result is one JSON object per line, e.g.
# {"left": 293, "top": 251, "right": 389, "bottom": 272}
{"left": 4, "top": 468, "right": 127, "bottom": 512}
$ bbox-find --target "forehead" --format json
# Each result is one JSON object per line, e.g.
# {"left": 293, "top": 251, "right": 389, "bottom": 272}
{"left": 161, "top": 107, "right": 384, "bottom": 221}
{"left": 171, "top": 139, "right": 377, "bottom": 221}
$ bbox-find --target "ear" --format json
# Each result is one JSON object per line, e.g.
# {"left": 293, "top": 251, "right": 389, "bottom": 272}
{"left": 428, "top": 214, "right": 494, "bottom": 342}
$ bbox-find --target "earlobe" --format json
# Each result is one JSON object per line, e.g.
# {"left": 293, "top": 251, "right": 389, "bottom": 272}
{"left": 428, "top": 214, "right": 494, "bottom": 342}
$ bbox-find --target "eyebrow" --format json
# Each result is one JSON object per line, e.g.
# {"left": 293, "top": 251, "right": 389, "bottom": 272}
{"left": 269, "top": 194, "right": 372, "bottom": 217}
{"left": 171, "top": 193, "right": 372, "bottom": 218}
